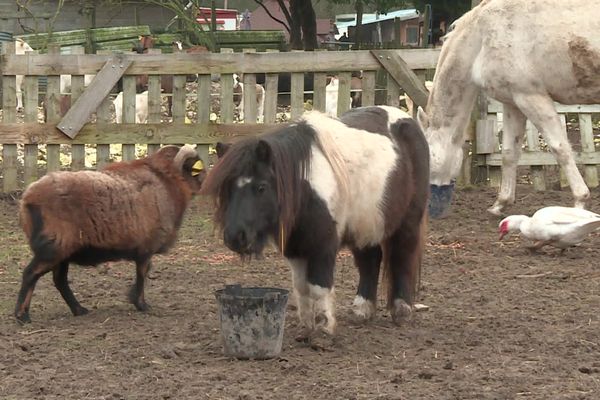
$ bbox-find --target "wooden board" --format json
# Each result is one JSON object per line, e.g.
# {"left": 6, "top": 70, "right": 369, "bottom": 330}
{"left": 0, "top": 122, "right": 278, "bottom": 145}
{"left": 57, "top": 54, "right": 132, "bottom": 138}
{"left": 2, "top": 49, "right": 441, "bottom": 76}
{"left": 361, "top": 71, "right": 376, "bottom": 107}
{"left": 372, "top": 49, "right": 429, "bottom": 109}
{"left": 2, "top": 41, "right": 18, "bottom": 192}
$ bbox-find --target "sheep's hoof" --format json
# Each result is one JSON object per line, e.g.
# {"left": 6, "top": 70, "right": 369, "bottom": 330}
{"left": 15, "top": 312, "right": 31, "bottom": 324}
{"left": 134, "top": 301, "right": 151, "bottom": 312}
{"left": 72, "top": 306, "right": 89, "bottom": 316}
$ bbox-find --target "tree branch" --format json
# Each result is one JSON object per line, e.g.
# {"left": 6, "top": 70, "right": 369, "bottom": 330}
{"left": 254, "top": 0, "right": 290, "bottom": 33}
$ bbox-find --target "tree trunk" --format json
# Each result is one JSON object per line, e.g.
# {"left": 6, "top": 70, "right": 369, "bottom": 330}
{"left": 297, "top": 0, "right": 318, "bottom": 50}
{"left": 288, "top": 0, "right": 303, "bottom": 50}
{"left": 354, "top": 0, "right": 363, "bottom": 50}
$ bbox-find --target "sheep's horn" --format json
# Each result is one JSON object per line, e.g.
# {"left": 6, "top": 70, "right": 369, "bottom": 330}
{"left": 174, "top": 145, "right": 198, "bottom": 171}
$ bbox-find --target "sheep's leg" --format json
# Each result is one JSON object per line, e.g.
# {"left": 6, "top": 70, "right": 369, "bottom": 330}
{"left": 52, "top": 261, "right": 88, "bottom": 316}
{"left": 14, "top": 257, "right": 53, "bottom": 323}
{"left": 129, "top": 258, "right": 152, "bottom": 311}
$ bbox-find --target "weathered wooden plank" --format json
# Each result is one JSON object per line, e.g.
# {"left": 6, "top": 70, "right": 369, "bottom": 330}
{"left": 523, "top": 120, "right": 546, "bottom": 191}
{"left": 0, "top": 122, "right": 278, "bottom": 144}
{"left": 24, "top": 74, "right": 39, "bottom": 186}
{"left": 196, "top": 73, "right": 211, "bottom": 165}
{"left": 337, "top": 72, "right": 352, "bottom": 117}
{"left": 146, "top": 48, "right": 162, "bottom": 155}
{"left": 485, "top": 151, "right": 600, "bottom": 166}
{"left": 263, "top": 50, "right": 279, "bottom": 124}
{"left": 172, "top": 75, "right": 187, "bottom": 124}
{"left": 57, "top": 54, "right": 132, "bottom": 138}
{"left": 361, "top": 71, "right": 376, "bottom": 107}
{"left": 242, "top": 49, "right": 258, "bottom": 123}
{"left": 386, "top": 74, "right": 401, "bottom": 108}
{"left": 312, "top": 72, "right": 327, "bottom": 113}
{"left": 220, "top": 48, "right": 235, "bottom": 124}
{"left": 579, "top": 113, "right": 598, "bottom": 188}
{"left": 488, "top": 99, "right": 600, "bottom": 114}
{"left": 94, "top": 50, "right": 114, "bottom": 169}
{"left": 69, "top": 46, "right": 87, "bottom": 170}
{"left": 291, "top": 72, "right": 305, "bottom": 119}
{"left": 475, "top": 119, "right": 497, "bottom": 154}
{"left": 121, "top": 75, "right": 137, "bottom": 161}
{"left": 3, "top": 49, "right": 441, "bottom": 75}
{"left": 2, "top": 41, "right": 18, "bottom": 192}
{"left": 372, "top": 49, "right": 429, "bottom": 109}
{"left": 45, "top": 44, "right": 62, "bottom": 173}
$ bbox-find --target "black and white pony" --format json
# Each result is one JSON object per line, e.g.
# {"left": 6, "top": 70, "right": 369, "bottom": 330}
{"left": 202, "top": 106, "right": 430, "bottom": 339}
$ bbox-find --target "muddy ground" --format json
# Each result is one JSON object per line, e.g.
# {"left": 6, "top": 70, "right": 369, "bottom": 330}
{"left": 1, "top": 184, "right": 600, "bottom": 399}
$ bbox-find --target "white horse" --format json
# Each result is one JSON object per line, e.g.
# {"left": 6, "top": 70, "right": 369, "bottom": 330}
{"left": 15, "top": 38, "right": 34, "bottom": 111}
{"left": 417, "top": 0, "right": 600, "bottom": 216}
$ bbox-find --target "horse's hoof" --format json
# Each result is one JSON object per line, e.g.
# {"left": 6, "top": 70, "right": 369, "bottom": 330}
{"left": 391, "top": 299, "right": 412, "bottom": 325}
{"left": 73, "top": 306, "right": 89, "bottom": 316}
{"left": 487, "top": 205, "right": 503, "bottom": 216}
{"left": 15, "top": 312, "right": 31, "bottom": 324}
{"left": 294, "top": 328, "right": 312, "bottom": 343}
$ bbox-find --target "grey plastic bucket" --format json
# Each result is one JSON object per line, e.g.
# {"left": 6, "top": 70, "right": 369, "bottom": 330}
{"left": 214, "top": 285, "right": 289, "bottom": 360}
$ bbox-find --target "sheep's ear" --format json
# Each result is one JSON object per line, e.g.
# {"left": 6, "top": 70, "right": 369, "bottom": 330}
{"left": 416, "top": 106, "right": 429, "bottom": 129}
{"left": 183, "top": 157, "right": 204, "bottom": 177}
{"left": 215, "top": 142, "right": 230, "bottom": 158}
{"left": 255, "top": 140, "right": 271, "bottom": 164}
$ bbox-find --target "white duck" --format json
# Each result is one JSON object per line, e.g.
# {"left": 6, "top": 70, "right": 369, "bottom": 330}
{"left": 499, "top": 206, "right": 600, "bottom": 252}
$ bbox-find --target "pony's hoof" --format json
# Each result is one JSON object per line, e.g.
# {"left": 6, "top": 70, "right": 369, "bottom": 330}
{"left": 350, "top": 296, "right": 376, "bottom": 324}
{"left": 391, "top": 299, "right": 412, "bottom": 325}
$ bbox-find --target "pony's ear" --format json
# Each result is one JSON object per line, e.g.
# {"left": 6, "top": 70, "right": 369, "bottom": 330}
{"left": 215, "top": 142, "right": 230, "bottom": 158}
{"left": 255, "top": 140, "right": 271, "bottom": 163}
{"left": 417, "top": 106, "right": 430, "bottom": 129}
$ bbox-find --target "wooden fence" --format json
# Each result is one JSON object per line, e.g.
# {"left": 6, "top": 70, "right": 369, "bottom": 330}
{"left": 0, "top": 44, "right": 440, "bottom": 192}
{"left": 475, "top": 99, "right": 600, "bottom": 190}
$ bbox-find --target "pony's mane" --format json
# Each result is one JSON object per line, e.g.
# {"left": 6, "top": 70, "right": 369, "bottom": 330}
{"left": 202, "top": 112, "right": 350, "bottom": 247}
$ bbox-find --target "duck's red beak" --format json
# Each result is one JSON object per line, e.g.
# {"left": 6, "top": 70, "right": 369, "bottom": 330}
{"left": 498, "top": 221, "right": 509, "bottom": 240}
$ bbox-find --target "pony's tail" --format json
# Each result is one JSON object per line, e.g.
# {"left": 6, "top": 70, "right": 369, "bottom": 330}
{"left": 382, "top": 208, "right": 428, "bottom": 310}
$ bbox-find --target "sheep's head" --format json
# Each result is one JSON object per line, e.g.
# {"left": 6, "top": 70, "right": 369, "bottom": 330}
{"left": 173, "top": 145, "right": 206, "bottom": 193}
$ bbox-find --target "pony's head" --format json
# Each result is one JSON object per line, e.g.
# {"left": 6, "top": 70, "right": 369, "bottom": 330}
{"left": 202, "top": 124, "right": 316, "bottom": 256}
{"left": 205, "top": 140, "right": 279, "bottom": 255}
{"left": 417, "top": 106, "right": 463, "bottom": 218}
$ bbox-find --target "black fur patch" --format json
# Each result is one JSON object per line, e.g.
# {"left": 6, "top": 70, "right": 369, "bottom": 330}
{"left": 284, "top": 182, "right": 338, "bottom": 288}
{"left": 339, "top": 106, "right": 390, "bottom": 136}
{"left": 67, "top": 246, "right": 142, "bottom": 266}
{"left": 27, "top": 204, "right": 57, "bottom": 262}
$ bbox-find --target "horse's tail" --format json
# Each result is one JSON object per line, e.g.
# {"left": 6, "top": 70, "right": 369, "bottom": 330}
{"left": 382, "top": 207, "right": 428, "bottom": 310}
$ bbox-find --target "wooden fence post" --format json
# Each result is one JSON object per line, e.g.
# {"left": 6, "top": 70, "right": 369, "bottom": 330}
{"left": 2, "top": 41, "right": 18, "bottom": 192}
{"left": 70, "top": 45, "right": 87, "bottom": 170}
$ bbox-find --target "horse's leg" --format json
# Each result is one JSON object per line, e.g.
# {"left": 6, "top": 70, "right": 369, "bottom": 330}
{"left": 15, "top": 257, "right": 54, "bottom": 323}
{"left": 288, "top": 258, "right": 314, "bottom": 338}
{"left": 488, "top": 103, "right": 527, "bottom": 215}
{"left": 386, "top": 211, "right": 425, "bottom": 324}
{"left": 350, "top": 245, "right": 382, "bottom": 322}
{"left": 52, "top": 261, "right": 88, "bottom": 316}
{"left": 514, "top": 94, "right": 590, "bottom": 208}
{"left": 306, "top": 251, "right": 337, "bottom": 336}
{"left": 129, "top": 257, "right": 152, "bottom": 311}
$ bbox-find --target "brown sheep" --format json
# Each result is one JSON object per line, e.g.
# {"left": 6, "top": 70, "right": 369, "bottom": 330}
{"left": 14, "top": 145, "right": 206, "bottom": 323}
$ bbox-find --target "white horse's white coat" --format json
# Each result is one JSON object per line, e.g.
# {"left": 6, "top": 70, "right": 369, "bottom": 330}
{"left": 113, "top": 91, "right": 149, "bottom": 124}
{"left": 418, "top": 0, "right": 600, "bottom": 214}
{"left": 15, "top": 39, "right": 34, "bottom": 111}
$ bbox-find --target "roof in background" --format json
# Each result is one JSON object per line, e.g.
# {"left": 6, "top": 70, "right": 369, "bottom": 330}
{"left": 336, "top": 8, "right": 419, "bottom": 29}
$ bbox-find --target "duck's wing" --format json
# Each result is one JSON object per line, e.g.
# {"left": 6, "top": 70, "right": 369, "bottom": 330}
{"left": 533, "top": 206, "right": 600, "bottom": 225}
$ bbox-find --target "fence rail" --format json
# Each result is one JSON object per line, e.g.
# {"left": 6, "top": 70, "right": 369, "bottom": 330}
{"left": 0, "top": 44, "right": 440, "bottom": 192}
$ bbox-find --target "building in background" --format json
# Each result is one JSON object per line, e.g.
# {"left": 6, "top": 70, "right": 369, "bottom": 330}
{"left": 338, "top": 9, "right": 423, "bottom": 48}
